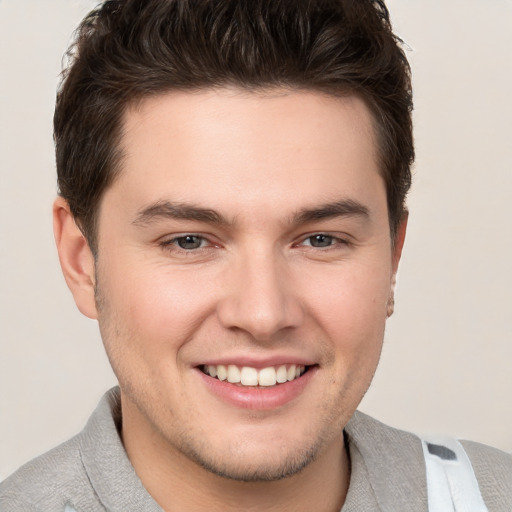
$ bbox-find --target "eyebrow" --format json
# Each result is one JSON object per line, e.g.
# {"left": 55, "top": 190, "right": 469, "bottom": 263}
{"left": 133, "top": 201, "right": 231, "bottom": 226}
{"left": 132, "top": 198, "right": 369, "bottom": 228}
{"left": 291, "top": 199, "right": 370, "bottom": 225}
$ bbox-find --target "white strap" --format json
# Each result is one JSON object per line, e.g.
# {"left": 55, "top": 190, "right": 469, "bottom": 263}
{"left": 421, "top": 436, "right": 488, "bottom": 512}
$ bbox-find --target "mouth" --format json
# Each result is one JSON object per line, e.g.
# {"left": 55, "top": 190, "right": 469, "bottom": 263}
{"left": 199, "top": 364, "right": 310, "bottom": 387}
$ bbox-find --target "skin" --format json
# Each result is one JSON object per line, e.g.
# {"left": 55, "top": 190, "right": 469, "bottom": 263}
{"left": 54, "top": 88, "right": 406, "bottom": 511}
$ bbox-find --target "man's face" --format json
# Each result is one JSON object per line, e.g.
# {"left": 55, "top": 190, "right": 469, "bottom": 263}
{"left": 93, "top": 89, "right": 403, "bottom": 481}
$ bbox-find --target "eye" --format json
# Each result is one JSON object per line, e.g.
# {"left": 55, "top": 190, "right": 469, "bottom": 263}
{"left": 303, "top": 234, "right": 337, "bottom": 248}
{"left": 163, "top": 235, "right": 208, "bottom": 250}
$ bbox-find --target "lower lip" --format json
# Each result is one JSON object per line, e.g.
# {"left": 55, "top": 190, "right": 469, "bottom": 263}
{"left": 196, "top": 367, "right": 317, "bottom": 410}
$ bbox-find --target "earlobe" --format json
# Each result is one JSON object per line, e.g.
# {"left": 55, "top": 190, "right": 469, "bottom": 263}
{"left": 53, "top": 197, "right": 98, "bottom": 319}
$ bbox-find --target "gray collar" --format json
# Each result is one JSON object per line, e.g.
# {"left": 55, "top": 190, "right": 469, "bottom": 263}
{"left": 343, "top": 410, "right": 428, "bottom": 512}
{"left": 79, "top": 388, "right": 162, "bottom": 511}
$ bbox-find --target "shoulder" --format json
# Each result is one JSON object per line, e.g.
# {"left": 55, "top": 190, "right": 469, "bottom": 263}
{"left": 0, "top": 434, "right": 101, "bottom": 511}
{"left": 345, "top": 411, "right": 429, "bottom": 511}
{"left": 0, "top": 388, "right": 159, "bottom": 512}
{"left": 346, "top": 410, "right": 428, "bottom": 471}
{"left": 460, "top": 439, "right": 512, "bottom": 509}
{"left": 346, "top": 411, "right": 512, "bottom": 509}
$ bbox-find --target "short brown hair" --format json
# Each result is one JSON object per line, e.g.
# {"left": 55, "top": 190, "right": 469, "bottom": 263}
{"left": 55, "top": 0, "right": 413, "bottom": 253}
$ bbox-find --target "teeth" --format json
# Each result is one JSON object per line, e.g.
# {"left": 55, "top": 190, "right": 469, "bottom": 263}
{"left": 216, "top": 365, "right": 227, "bottom": 381}
{"left": 276, "top": 365, "right": 288, "bottom": 383}
{"left": 227, "top": 365, "right": 241, "bottom": 383}
{"left": 258, "top": 367, "right": 277, "bottom": 387}
{"left": 203, "top": 364, "right": 307, "bottom": 387}
{"left": 240, "top": 366, "right": 258, "bottom": 386}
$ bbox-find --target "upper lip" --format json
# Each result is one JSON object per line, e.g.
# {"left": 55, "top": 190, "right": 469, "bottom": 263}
{"left": 193, "top": 355, "right": 317, "bottom": 369}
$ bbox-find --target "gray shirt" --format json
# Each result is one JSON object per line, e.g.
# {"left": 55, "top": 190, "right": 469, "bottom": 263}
{"left": 1, "top": 388, "right": 511, "bottom": 511}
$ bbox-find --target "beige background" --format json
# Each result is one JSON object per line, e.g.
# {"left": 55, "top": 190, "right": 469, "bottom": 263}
{"left": 1, "top": 0, "right": 511, "bottom": 480}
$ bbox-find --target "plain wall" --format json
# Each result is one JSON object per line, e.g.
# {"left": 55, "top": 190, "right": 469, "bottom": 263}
{"left": 1, "top": 0, "right": 511, "bottom": 479}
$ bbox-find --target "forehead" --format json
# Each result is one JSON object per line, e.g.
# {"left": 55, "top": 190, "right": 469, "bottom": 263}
{"left": 111, "top": 88, "right": 383, "bottom": 219}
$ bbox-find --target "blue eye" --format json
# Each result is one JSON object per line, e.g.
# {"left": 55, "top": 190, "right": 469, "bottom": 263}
{"left": 174, "top": 235, "right": 205, "bottom": 250}
{"left": 306, "top": 234, "right": 335, "bottom": 248}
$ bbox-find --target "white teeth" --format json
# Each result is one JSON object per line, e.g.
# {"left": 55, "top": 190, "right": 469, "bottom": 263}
{"left": 203, "top": 363, "right": 307, "bottom": 387}
{"left": 227, "top": 365, "right": 241, "bottom": 383}
{"left": 276, "top": 365, "right": 288, "bottom": 383}
{"left": 240, "top": 366, "right": 258, "bottom": 386}
{"left": 216, "top": 365, "right": 227, "bottom": 381}
{"left": 258, "top": 367, "right": 277, "bottom": 387}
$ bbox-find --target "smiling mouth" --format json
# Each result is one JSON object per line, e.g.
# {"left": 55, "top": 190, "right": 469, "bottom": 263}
{"left": 200, "top": 364, "right": 310, "bottom": 387}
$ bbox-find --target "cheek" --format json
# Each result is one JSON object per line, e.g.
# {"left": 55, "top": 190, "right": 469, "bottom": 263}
{"left": 101, "top": 263, "right": 220, "bottom": 352}
{"left": 301, "top": 261, "right": 391, "bottom": 346}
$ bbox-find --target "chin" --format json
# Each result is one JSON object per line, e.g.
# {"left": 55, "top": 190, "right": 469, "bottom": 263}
{"left": 182, "top": 440, "right": 321, "bottom": 482}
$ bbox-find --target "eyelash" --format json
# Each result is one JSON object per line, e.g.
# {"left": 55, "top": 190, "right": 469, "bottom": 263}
{"left": 159, "top": 233, "right": 350, "bottom": 253}
{"left": 159, "top": 234, "right": 212, "bottom": 251}
{"left": 297, "top": 233, "right": 349, "bottom": 250}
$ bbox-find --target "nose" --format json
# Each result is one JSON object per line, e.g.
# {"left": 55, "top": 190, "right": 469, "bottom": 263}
{"left": 216, "top": 246, "right": 304, "bottom": 341}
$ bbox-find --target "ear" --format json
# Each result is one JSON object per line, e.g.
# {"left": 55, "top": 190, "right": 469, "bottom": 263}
{"left": 386, "top": 214, "right": 408, "bottom": 318}
{"left": 392, "top": 212, "right": 408, "bottom": 274}
{"left": 53, "top": 197, "right": 98, "bottom": 319}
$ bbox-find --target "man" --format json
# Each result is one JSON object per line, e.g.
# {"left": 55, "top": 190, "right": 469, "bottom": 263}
{"left": 1, "top": 0, "right": 511, "bottom": 510}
